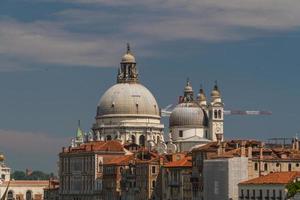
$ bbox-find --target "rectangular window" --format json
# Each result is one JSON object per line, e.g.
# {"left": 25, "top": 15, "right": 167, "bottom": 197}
{"left": 240, "top": 189, "right": 244, "bottom": 199}
{"left": 259, "top": 189, "right": 262, "bottom": 198}
{"left": 279, "top": 190, "right": 282, "bottom": 198}
{"left": 264, "top": 163, "right": 268, "bottom": 171}
{"left": 179, "top": 130, "right": 183, "bottom": 137}
{"left": 152, "top": 166, "right": 156, "bottom": 174}
{"left": 266, "top": 190, "right": 270, "bottom": 198}
{"left": 254, "top": 163, "right": 258, "bottom": 171}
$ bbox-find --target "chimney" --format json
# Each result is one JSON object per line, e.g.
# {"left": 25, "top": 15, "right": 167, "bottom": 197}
{"left": 259, "top": 143, "right": 264, "bottom": 160}
{"left": 217, "top": 144, "right": 222, "bottom": 156}
{"left": 241, "top": 141, "right": 246, "bottom": 157}
{"left": 221, "top": 142, "right": 226, "bottom": 154}
{"left": 247, "top": 146, "right": 252, "bottom": 159}
{"left": 159, "top": 157, "right": 164, "bottom": 166}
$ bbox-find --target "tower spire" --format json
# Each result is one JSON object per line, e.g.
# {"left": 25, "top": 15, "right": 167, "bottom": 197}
{"left": 214, "top": 80, "right": 219, "bottom": 90}
{"left": 127, "top": 43, "right": 131, "bottom": 54}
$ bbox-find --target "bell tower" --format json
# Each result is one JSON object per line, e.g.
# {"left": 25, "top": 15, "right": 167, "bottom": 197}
{"left": 208, "top": 82, "right": 224, "bottom": 141}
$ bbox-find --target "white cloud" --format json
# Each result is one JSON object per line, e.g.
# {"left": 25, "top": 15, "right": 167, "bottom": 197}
{"left": 0, "top": 19, "right": 128, "bottom": 70}
{"left": 61, "top": 0, "right": 300, "bottom": 30}
{"left": 1, "top": 0, "right": 300, "bottom": 70}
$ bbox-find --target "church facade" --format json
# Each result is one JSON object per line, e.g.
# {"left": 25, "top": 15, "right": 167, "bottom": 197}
{"left": 168, "top": 80, "right": 224, "bottom": 152}
{"left": 72, "top": 44, "right": 224, "bottom": 153}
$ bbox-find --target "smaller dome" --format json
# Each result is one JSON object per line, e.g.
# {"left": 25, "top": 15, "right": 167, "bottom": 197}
{"left": 121, "top": 53, "right": 136, "bottom": 63}
{"left": 170, "top": 103, "right": 208, "bottom": 127}
{"left": 211, "top": 89, "right": 220, "bottom": 97}
{"left": 197, "top": 88, "right": 206, "bottom": 101}
{"left": 121, "top": 43, "right": 136, "bottom": 63}
{"left": 211, "top": 85, "right": 221, "bottom": 98}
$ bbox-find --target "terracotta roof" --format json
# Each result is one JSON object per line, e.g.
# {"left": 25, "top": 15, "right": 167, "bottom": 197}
{"left": 192, "top": 142, "right": 218, "bottom": 152}
{"left": 105, "top": 155, "right": 134, "bottom": 165}
{"left": 239, "top": 172, "right": 300, "bottom": 185}
{"left": 62, "top": 140, "right": 125, "bottom": 153}
{"left": 192, "top": 140, "right": 262, "bottom": 153}
{"left": 164, "top": 156, "right": 192, "bottom": 168}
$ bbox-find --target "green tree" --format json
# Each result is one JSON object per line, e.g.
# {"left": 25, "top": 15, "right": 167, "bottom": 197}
{"left": 11, "top": 170, "right": 55, "bottom": 180}
{"left": 287, "top": 181, "right": 300, "bottom": 198}
{"left": 11, "top": 171, "right": 26, "bottom": 180}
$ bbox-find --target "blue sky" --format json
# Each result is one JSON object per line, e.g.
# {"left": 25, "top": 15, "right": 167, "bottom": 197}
{"left": 1, "top": 0, "right": 300, "bottom": 172}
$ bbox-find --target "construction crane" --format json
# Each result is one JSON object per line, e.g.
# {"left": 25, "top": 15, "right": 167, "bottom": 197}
{"left": 223, "top": 110, "right": 272, "bottom": 116}
{"left": 161, "top": 104, "right": 272, "bottom": 117}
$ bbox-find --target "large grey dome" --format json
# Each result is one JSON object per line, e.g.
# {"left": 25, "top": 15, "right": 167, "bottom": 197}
{"left": 169, "top": 103, "right": 207, "bottom": 127}
{"left": 97, "top": 83, "right": 160, "bottom": 118}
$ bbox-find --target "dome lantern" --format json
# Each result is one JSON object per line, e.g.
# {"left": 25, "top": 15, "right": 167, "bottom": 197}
{"left": 183, "top": 78, "right": 194, "bottom": 102}
{"left": 117, "top": 43, "right": 139, "bottom": 83}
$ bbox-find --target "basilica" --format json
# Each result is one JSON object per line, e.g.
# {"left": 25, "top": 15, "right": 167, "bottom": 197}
{"left": 72, "top": 44, "right": 224, "bottom": 153}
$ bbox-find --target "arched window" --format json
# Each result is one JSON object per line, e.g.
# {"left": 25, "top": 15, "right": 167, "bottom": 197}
{"left": 131, "top": 135, "right": 136, "bottom": 144}
{"left": 152, "top": 180, "right": 156, "bottom": 188}
{"left": 106, "top": 135, "right": 112, "bottom": 141}
{"left": 157, "top": 136, "right": 160, "bottom": 143}
{"left": 218, "top": 110, "right": 222, "bottom": 119}
{"left": 139, "top": 135, "right": 145, "bottom": 146}
{"left": 26, "top": 190, "right": 32, "bottom": 200}
{"left": 214, "top": 110, "right": 218, "bottom": 119}
{"left": 7, "top": 190, "right": 13, "bottom": 200}
{"left": 288, "top": 163, "right": 292, "bottom": 171}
